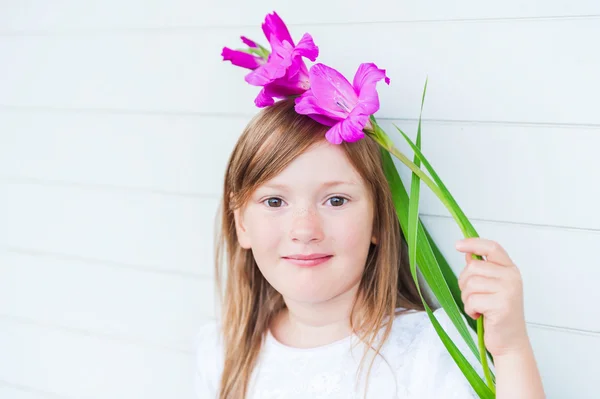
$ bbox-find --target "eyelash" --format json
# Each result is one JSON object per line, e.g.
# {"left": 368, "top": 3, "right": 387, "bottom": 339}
{"left": 261, "top": 196, "right": 349, "bottom": 208}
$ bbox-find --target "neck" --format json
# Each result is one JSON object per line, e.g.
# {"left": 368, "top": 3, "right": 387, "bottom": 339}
{"left": 271, "top": 283, "right": 360, "bottom": 348}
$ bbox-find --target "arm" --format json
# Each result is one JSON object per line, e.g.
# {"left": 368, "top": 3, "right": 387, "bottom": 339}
{"left": 494, "top": 341, "right": 545, "bottom": 399}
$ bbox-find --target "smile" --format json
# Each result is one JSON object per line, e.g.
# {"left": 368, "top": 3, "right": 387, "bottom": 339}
{"left": 282, "top": 254, "right": 333, "bottom": 267}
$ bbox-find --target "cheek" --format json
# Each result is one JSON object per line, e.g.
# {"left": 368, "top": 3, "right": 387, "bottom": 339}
{"left": 332, "top": 207, "right": 374, "bottom": 251}
{"left": 246, "top": 212, "right": 282, "bottom": 255}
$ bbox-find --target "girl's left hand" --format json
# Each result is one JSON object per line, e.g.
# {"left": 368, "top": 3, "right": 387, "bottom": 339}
{"left": 456, "top": 237, "right": 530, "bottom": 358}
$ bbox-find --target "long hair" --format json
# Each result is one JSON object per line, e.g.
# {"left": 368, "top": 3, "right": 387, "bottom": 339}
{"left": 214, "top": 98, "right": 432, "bottom": 398}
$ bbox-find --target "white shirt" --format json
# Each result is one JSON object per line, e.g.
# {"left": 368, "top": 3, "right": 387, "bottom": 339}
{"left": 195, "top": 307, "right": 488, "bottom": 398}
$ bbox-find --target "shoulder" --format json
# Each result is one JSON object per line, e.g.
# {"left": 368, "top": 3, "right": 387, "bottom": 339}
{"left": 395, "top": 307, "right": 464, "bottom": 362}
{"left": 195, "top": 320, "right": 223, "bottom": 363}
{"left": 387, "top": 306, "right": 470, "bottom": 350}
{"left": 405, "top": 307, "right": 482, "bottom": 370}
{"left": 195, "top": 320, "right": 222, "bottom": 354}
{"left": 385, "top": 307, "right": 448, "bottom": 347}
{"left": 386, "top": 307, "right": 479, "bottom": 398}
{"left": 194, "top": 320, "right": 223, "bottom": 398}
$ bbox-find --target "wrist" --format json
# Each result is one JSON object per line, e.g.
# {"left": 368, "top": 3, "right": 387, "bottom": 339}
{"left": 493, "top": 342, "right": 546, "bottom": 399}
{"left": 493, "top": 337, "right": 533, "bottom": 359}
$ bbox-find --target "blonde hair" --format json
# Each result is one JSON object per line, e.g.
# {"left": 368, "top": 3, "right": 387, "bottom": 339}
{"left": 214, "top": 98, "right": 431, "bottom": 398}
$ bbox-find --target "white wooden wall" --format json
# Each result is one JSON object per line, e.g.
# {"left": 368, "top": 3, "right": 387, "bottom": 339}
{"left": 1, "top": 1, "right": 599, "bottom": 398}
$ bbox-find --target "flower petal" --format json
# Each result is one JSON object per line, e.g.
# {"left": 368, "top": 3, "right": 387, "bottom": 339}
{"left": 244, "top": 55, "right": 286, "bottom": 86}
{"left": 284, "top": 33, "right": 319, "bottom": 78}
{"left": 292, "top": 33, "right": 319, "bottom": 62}
{"left": 324, "top": 114, "right": 368, "bottom": 144}
{"left": 295, "top": 90, "right": 344, "bottom": 122}
{"left": 267, "top": 35, "right": 298, "bottom": 75}
{"left": 265, "top": 78, "right": 307, "bottom": 97}
{"left": 253, "top": 78, "right": 307, "bottom": 108}
{"left": 245, "top": 34, "right": 314, "bottom": 88}
{"left": 325, "top": 122, "right": 344, "bottom": 145}
{"left": 304, "top": 63, "right": 358, "bottom": 119}
{"left": 307, "top": 113, "right": 339, "bottom": 127}
{"left": 254, "top": 86, "right": 275, "bottom": 108}
{"left": 352, "top": 63, "right": 390, "bottom": 115}
{"left": 240, "top": 36, "right": 258, "bottom": 48}
{"left": 262, "top": 12, "right": 294, "bottom": 46}
{"left": 341, "top": 113, "right": 369, "bottom": 142}
{"left": 222, "top": 47, "right": 264, "bottom": 70}
{"left": 286, "top": 60, "right": 310, "bottom": 82}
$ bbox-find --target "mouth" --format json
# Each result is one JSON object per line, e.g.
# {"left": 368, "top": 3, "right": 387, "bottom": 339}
{"left": 282, "top": 254, "right": 333, "bottom": 267}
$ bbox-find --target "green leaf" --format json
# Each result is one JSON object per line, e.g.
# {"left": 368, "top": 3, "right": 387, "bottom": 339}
{"left": 371, "top": 121, "right": 470, "bottom": 239}
{"left": 236, "top": 46, "right": 270, "bottom": 60}
{"left": 383, "top": 155, "right": 493, "bottom": 397}
{"left": 380, "top": 148, "right": 482, "bottom": 363}
{"left": 389, "top": 79, "right": 496, "bottom": 390}
{"left": 401, "top": 78, "right": 493, "bottom": 397}
{"left": 425, "top": 308, "right": 495, "bottom": 398}
{"left": 406, "top": 79, "right": 423, "bottom": 307}
{"left": 393, "top": 122, "right": 497, "bottom": 379}
{"left": 422, "top": 226, "right": 476, "bottom": 331}
{"left": 256, "top": 44, "right": 271, "bottom": 59}
{"left": 392, "top": 124, "right": 478, "bottom": 238}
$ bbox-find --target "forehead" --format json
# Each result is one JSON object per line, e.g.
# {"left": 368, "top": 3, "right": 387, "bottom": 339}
{"left": 264, "top": 141, "right": 364, "bottom": 188}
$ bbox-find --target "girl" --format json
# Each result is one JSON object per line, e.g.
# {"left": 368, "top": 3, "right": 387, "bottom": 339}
{"left": 195, "top": 98, "right": 545, "bottom": 398}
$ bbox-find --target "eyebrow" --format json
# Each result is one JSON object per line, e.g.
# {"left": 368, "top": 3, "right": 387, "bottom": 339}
{"left": 262, "top": 180, "right": 357, "bottom": 190}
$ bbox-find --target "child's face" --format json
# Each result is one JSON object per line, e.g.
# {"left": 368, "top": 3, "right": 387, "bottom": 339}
{"left": 234, "top": 141, "right": 375, "bottom": 305}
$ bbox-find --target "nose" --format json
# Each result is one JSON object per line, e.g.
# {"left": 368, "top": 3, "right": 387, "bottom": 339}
{"left": 289, "top": 206, "right": 324, "bottom": 244}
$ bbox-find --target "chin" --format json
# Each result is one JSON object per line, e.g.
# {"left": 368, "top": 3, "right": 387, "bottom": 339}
{"left": 285, "top": 291, "right": 336, "bottom": 304}
{"left": 259, "top": 261, "right": 364, "bottom": 304}
{"left": 278, "top": 281, "right": 357, "bottom": 305}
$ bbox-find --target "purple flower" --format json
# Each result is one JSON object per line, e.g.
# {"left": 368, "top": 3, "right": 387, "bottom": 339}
{"left": 294, "top": 63, "right": 390, "bottom": 144}
{"left": 221, "top": 36, "right": 267, "bottom": 70}
{"left": 246, "top": 12, "right": 319, "bottom": 107}
{"left": 222, "top": 12, "right": 319, "bottom": 108}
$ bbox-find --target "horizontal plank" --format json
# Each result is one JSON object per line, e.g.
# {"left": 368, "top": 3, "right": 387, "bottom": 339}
{"left": 1, "top": 181, "right": 598, "bottom": 331}
{"left": 420, "top": 215, "right": 600, "bottom": 333}
{"left": 1, "top": 113, "right": 598, "bottom": 230}
{"left": 1, "top": 1, "right": 599, "bottom": 31}
{"left": 0, "top": 109, "right": 243, "bottom": 195}
{"left": 386, "top": 119, "right": 600, "bottom": 231}
{"left": 529, "top": 325, "right": 600, "bottom": 398}
{"left": 0, "top": 319, "right": 196, "bottom": 399}
{"left": 0, "top": 382, "right": 63, "bottom": 399}
{"left": 0, "top": 19, "right": 599, "bottom": 124}
{"left": 0, "top": 182, "right": 219, "bottom": 276}
{"left": 0, "top": 250, "right": 216, "bottom": 352}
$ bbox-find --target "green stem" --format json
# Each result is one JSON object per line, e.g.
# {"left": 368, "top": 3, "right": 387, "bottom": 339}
{"left": 365, "top": 129, "right": 468, "bottom": 237}
{"left": 366, "top": 124, "right": 495, "bottom": 393}
{"left": 478, "top": 315, "right": 495, "bottom": 393}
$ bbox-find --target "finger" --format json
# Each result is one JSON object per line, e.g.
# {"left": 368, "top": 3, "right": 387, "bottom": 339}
{"left": 464, "top": 293, "right": 498, "bottom": 320}
{"left": 460, "top": 275, "right": 503, "bottom": 306}
{"left": 464, "top": 252, "right": 489, "bottom": 263}
{"left": 456, "top": 238, "right": 514, "bottom": 266}
{"left": 458, "top": 259, "right": 505, "bottom": 290}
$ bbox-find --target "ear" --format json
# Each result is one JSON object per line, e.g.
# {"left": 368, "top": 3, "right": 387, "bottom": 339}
{"left": 233, "top": 207, "right": 252, "bottom": 249}
{"left": 371, "top": 235, "right": 378, "bottom": 245}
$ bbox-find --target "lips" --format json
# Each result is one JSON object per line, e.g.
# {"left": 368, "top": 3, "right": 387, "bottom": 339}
{"left": 282, "top": 254, "right": 333, "bottom": 267}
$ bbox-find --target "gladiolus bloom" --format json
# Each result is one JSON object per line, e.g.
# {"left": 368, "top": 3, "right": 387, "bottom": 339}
{"left": 295, "top": 63, "right": 390, "bottom": 144}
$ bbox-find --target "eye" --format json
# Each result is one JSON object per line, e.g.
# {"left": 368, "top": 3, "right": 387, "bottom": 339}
{"left": 327, "top": 196, "right": 348, "bottom": 207}
{"left": 263, "top": 197, "right": 286, "bottom": 208}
